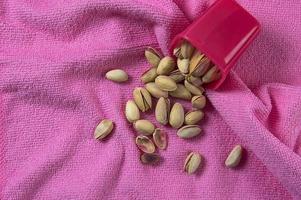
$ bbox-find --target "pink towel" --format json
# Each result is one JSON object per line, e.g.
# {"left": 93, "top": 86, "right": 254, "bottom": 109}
{"left": 1, "top": 0, "right": 301, "bottom": 199}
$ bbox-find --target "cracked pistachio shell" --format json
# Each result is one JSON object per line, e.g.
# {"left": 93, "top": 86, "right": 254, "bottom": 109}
{"left": 155, "top": 75, "right": 177, "bottom": 92}
{"left": 181, "top": 40, "right": 195, "bottom": 59}
{"left": 155, "top": 97, "right": 170, "bottom": 125}
{"left": 169, "top": 70, "right": 185, "bottom": 83}
{"left": 141, "top": 67, "right": 158, "bottom": 84}
{"left": 177, "top": 125, "right": 202, "bottom": 139}
{"left": 133, "top": 87, "right": 152, "bottom": 112}
{"left": 173, "top": 46, "right": 183, "bottom": 59}
{"left": 94, "top": 119, "right": 114, "bottom": 140}
{"left": 134, "top": 120, "right": 155, "bottom": 136}
{"left": 145, "top": 82, "right": 168, "bottom": 99}
{"left": 191, "top": 95, "right": 206, "bottom": 109}
{"left": 186, "top": 75, "right": 203, "bottom": 87}
{"left": 184, "top": 152, "right": 202, "bottom": 174}
{"left": 157, "top": 56, "right": 176, "bottom": 75}
{"left": 202, "top": 66, "right": 221, "bottom": 84}
{"left": 169, "top": 84, "right": 192, "bottom": 100}
{"left": 184, "top": 80, "right": 204, "bottom": 96}
{"left": 125, "top": 100, "right": 140, "bottom": 123}
{"left": 153, "top": 128, "right": 167, "bottom": 150}
{"left": 169, "top": 103, "right": 184, "bottom": 129}
{"left": 136, "top": 135, "right": 156, "bottom": 153}
{"left": 145, "top": 47, "right": 161, "bottom": 68}
{"left": 184, "top": 110, "right": 204, "bottom": 125}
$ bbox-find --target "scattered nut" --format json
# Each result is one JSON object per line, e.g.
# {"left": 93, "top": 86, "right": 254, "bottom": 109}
{"left": 145, "top": 82, "right": 168, "bottom": 99}
{"left": 177, "top": 125, "right": 202, "bottom": 139}
{"left": 155, "top": 75, "right": 177, "bottom": 92}
{"left": 157, "top": 56, "right": 176, "bottom": 75}
{"left": 136, "top": 135, "right": 156, "bottom": 153}
{"left": 169, "top": 84, "right": 192, "bottom": 100}
{"left": 153, "top": 128, "right": 167, "bottom": 150}
{"left": 225, "top": 145, "right": 243, "bottom": 168}
{"left": 94, "top": 119, "right": 114, "bottom": 140}
{"left": 145, "top": 47, "right": 161, "bottom": 68}
{"left": 169, "top": 103, "right": 184, "bottom": 129}
{"left": 140, "top": 153, "right": 160, "bottom": 165}
{"left": 105, "top": 69, "right": 128, "bottom": 83}
{"left": 134, "top": 120, "right": 155, "bottom": 136}
{"left": 184, "top": 152, "right": 202, "bottom": 174}
{"left": 125, "top": 100, "right": 140, "bottom": 123}
{"left": 184, "top": 110, "right": 204, "bottom": 125}
{"left": 141, "top": 67, "right": 158, "bottom": 84}
{"left": 191, "top": 95, "right": 206, "bottom": 109}
{"left": 155, "top": 97, "right": 170, "bottom": 125}
{"left": 133, "top": 87, "right": 152, "bottom": 112}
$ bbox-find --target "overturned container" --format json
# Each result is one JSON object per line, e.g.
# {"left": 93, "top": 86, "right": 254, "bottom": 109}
{"left": 170, "top": 0, "right": 260, "bottom": 89}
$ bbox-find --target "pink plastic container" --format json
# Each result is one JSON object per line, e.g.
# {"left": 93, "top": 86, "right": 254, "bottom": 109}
{"left": 170, "top": 0, "right": 260, "bottom": 89}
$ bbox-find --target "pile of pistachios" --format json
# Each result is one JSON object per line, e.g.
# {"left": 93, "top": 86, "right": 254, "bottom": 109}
{"left": 100, "top": 40, "right": 243, "bottom": 174}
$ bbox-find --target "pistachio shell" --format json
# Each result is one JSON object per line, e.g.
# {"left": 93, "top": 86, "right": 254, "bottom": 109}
{"left": 173, "top": 46, "right": 183, "bottom": 59}
{"left": 105, "top": 69, "right": 128, "bottom": 82}
{"left": 191, "top": 95, "right": 206, "bottom": 109}
{"left": 169, "top": 103, "right": 184, "bottom": 129}
{"left": 189, "top": 51, "right": 205, "bottom": 72}
{"left": 125, "top": 100, "right": 140, "bottom": 123}
{"left": 184, "top": 80, "right": 204, "bottom": 96}
{"left": 140, "top": 153, "right": 160, "bottom": 165}
{"left": 186, "top": 75, "right": 203, "bottom": 87}
{"left": 181, "top": 40, "right": 195, "bottom": 59}
{"left": 153, "top": 128, "right": 167, "bottom": 150}
{"left": 134, "top": 120, "right": 155, "bottom": 136}
{"left": 225, "top": 145, "right": 243, "bottom": 168}
{"left": 145, "top": 47, "right": 161, "bottom": 68}
{"left": 191, "top": 57, "right": 211, "bottom": 76}
{"left": 94, "top": 119, "right": 114, "bottom": 140}
{"left": 145, "top": 82, "right": 168, "bottom": 98}
{"left": 184, "top": 110, "right": 204, "bottom": 125}
{"left": 133, "top": 87, "right": 152, "bottom": 112}
{"left": 155, "top": 97, "right": 170, "bottom": 125}
{"left": 177, "top": 125, "right": 202, "bottom": 139}
{"left": 169, "top": 70, "right": 185, "bottom": 83}
{"left": 184, "top": 152, "right": 202, "bottom": 174}
{"left": 136, "top": 135, "right": 156, "bottom": 153}
{"left": 177, "top": 58, "right": 190, "bottom": 74}
{"left": 141, "top": 67, "right": 158, "bottom": 83}
{"left": 169, "top": 84, "right": 192, "bottom": 100}
{"left": 155, "top": 75, "right": 177, "bottom": 91}
{"left": 202, "top": 66, "right": 221, "bottom": 83}
{"left": 157, "top": 56, "right": 176, "bottom": 75}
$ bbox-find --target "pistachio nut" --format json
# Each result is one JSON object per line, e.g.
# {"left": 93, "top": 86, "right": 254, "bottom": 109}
{"left": 189, "top": 51, "right": 205, "bottom": 74}
{"left": 177, "top": 125, "right": 202, "bottom": 139}
{"left": 225, "top": 145, "right": 243, "bottom": 168}
{"left": 191, "top": 95, "right": 206, "bottom": 109}
{"left": 169, "top": 103, "right": 184, "bottom": 129}
{"left": 141, "top": 67, "right": 158, "bottom": 84}
{"left": 184, "top": 80, "right": 204, "bottom": 96}
{"left": 140, "top": 153, "right": 160, "bottom": 165}
{"left": 155, "top": 75, "right": 177, "bottom": 91}
{"left": 105, "top": 69, "right": 128, "bottom": 83}
{"left": 133, "top": 87, "right": 152, "bottom": 112}
{"left": 134, "top": 119, "right": 155, "bottom": 136}
{"left": 184, "top": 110, "right": 204, "bottom": 125}
{"left": 184, "top": 152, "right": 202, "bottom": 174}
{"left": 153, "top": 128, "right": 167, "bottom": 150}
{"left": 125, "top": 100, "right": 140, "bottom": 123}
{"left": 157, "top": 56, "right": 176, "bottom": 75}
{"left": 169, "top": 70, "right": 185, "bottom": 83}
{"left": 181, "top": 40, "right": 195, "bottom": 59}
{"left": 177, "top": 58, "right": 190, "bottom": 74}
{"left": 202, "top": 66, "right": 221, "bottom": 84}
{"left": 155, "top": 97, "right": 170, "bottom": 125}
{"left": 94, "top": 119, "right": 114, "bottom": 140}
{"left": 145, "top": 47, "right": 161, "bottom": 68}
{"left": 191, "top": 57, "right": 211, "bottom": 76}
{"left": 169, "top": 84, "right": 192, "bottom": 100}
{"left": 145, "top": 82, "right": 168, "bottom": 99}
{"left": 173, "top": 46, "right": 183, "bottom": 59}
{"left": 186, "top": 75, "right": 203, "bottom": 87}
{"left": 136, "top": 135, "right": 156, "bottom": 153}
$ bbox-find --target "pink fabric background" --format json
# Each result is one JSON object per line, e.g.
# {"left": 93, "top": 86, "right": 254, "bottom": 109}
{"left": 1, "top": 0, "right": 301, "bottom": 199}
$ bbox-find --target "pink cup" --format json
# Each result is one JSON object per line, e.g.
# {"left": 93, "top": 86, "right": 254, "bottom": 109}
{"left": 170, "top": 0, "right": 261, "bottom": 89}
